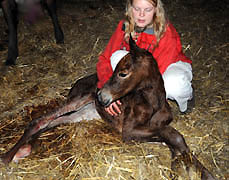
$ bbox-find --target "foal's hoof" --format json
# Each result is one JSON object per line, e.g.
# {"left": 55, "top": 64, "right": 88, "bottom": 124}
{"left": 12, "top": 144, "right": 32, "bottom": 163}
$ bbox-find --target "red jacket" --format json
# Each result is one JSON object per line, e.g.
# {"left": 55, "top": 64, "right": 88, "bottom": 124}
{"left": 96, "top": 20, "right": 192, "bottom": 89}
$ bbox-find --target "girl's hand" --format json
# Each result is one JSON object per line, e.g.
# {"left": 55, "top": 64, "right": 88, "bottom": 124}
{"left": 105, "top": 100, "right": 122, "bottom": 116}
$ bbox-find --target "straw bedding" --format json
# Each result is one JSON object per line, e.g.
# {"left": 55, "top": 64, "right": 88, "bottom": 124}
{"left": 0, "top": 0, "right": 228, "bottom": 179}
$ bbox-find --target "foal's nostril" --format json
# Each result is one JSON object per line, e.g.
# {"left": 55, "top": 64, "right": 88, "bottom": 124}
{"left": 97, "top": 90, "right": 101, "bottom": 97}
{"left": 97, "top": 90, "right": 104, "bottom": 104}
{"left": 97, "top": 94, "right": 101, "bottom": 103}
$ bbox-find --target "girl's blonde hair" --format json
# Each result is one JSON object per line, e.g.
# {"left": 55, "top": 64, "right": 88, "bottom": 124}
{"left": 124, "top": 0, "right": 167, "bottom": 44}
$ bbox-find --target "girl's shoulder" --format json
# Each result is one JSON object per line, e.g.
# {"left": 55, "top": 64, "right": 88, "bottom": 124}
{"left": 112, "top": 20, "right": 126, "bottom": 36}
{"left": 164, "top": 22, "right": 180, "bottom": 38}
{"left": 116, "top": 20, "right": 126, "bottom": 31}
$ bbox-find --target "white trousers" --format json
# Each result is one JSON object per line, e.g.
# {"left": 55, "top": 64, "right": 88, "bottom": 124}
{"left": 110, "top": 50, "right": 193, "bottom": 112}
{"left": 162, "top": 61, "right": 193, "bottom": 112}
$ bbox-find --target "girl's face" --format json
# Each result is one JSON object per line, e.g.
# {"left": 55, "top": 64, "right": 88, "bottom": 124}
{"left": 131, "top": 0, "right": 156, "bottom": 28}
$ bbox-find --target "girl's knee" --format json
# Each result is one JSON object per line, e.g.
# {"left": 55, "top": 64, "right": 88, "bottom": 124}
{"left": 162, "top": 62, "right": 193, "bottom": 99}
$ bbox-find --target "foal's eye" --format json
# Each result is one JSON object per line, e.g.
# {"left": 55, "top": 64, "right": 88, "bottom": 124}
{"left": 118, "top": 72, "right": 127, "bottom": 78}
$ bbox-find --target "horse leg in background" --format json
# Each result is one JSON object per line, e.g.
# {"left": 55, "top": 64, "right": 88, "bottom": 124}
{"left": 158, "top": 126, "right": 216, "bottom": 180}
{"left": 0, "top": 74, "right": 98, "bottom": 165}
{"left": 1, "top": 0, "right": 19, "bottom": 65}
{"left": 42, "top": 0, "right": 64, "bottom": 43}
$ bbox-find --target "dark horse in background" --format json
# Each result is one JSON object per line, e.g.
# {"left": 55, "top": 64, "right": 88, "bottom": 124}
{"left": 0, "top": 36, "right": 215, "bottom": 179}
{"left": 0, "top": 0, "right": 64, "bottom": 65}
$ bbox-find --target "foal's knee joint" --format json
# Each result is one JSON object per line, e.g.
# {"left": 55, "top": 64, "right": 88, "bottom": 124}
{"left": 173, "top": 135, "right": 189, "bottom": 153}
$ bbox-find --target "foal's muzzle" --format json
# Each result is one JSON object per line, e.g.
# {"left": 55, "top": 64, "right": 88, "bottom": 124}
{"left": 97, "top": 89, "right": 113, "bottom": 107}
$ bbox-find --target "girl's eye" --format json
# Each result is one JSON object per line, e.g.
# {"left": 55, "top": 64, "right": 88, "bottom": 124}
{"left": 133, "top": 7, "right": 140, "bottom": 11}
{"left": 145, "top": 8, "right": 153, "bottom": 12}
{"left": 119, "top": 73, "right": 127, "bottom": 78}
{"left": 132, "top": 6, "right": 154, "bottom": 13}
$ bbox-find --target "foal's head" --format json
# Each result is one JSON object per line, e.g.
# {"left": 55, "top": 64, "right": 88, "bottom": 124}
{"left": 97, "top": 35, "right": 160, "bottom": 107}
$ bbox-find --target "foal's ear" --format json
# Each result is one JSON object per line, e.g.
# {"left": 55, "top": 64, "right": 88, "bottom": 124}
{"left": 129, "top": 34, "right": 142, "bottom": 60}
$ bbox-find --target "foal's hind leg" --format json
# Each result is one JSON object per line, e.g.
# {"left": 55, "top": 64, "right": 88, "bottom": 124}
{"left": 159, "top": 126, "right": 216, "bottom": 180}
{"left": 0, "top": 74, "right": 98, "bottom": 164}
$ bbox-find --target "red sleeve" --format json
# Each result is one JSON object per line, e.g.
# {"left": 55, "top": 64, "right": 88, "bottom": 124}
{"left": 96, "top": 20, "right": 125, "bottom": 89}
{"left": 152, "top": 23, "right": 192, "bottom": 74}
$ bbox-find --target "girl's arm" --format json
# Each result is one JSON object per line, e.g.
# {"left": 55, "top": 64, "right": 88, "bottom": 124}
{"left": 152, "top": 23, "right": 192, "bottom": 75}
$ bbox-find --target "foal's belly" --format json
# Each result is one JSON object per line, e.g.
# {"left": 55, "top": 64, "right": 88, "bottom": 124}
{"left": 70, "top": 102, "right": 101, "bottom": 123}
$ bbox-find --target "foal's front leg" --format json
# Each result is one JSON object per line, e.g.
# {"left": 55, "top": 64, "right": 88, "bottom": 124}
{"left": 159, "top": 126, "right": 216, "bottom": 180}
{"left": 121, "top": 102, "right": 173, "bottom": 142}
{"left": 121, "top": 108, "right": 215, "bottom": 180}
